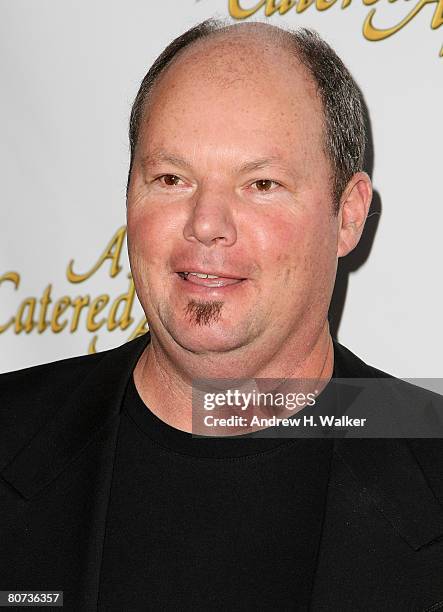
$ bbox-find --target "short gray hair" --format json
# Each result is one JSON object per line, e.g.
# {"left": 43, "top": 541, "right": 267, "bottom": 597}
{"left": 128, "top": 20, "right": 366, "bottom": 210}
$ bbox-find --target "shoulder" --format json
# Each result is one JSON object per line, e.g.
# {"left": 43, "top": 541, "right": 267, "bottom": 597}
{"left": 0, "top": 349, "right": 107, "bottom": 411}
{"left": 0, "top": 333, "right": 149, "bottom": 403}
{"left": 333, "top": 340, "right": 393, "bottom": 379}
{"left": 0, "top": 351, "right": 106, "bottom": 466}
{"left": 334, "top": 339, "right": 443, "bottom": 437}
{"left": 0, "top": 336, "right": 149, "bottom": 469}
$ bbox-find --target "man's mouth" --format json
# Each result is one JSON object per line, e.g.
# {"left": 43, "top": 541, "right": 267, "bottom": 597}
{"left": 177, "top": 271, "right": 244, "bottom": 287}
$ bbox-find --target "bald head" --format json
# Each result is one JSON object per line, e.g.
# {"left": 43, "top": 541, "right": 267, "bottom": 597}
{"left": 128, "top": 20, "right": 366, "bottom": 209}
{"left": 154, "top": 22, "right": 304, "bottom": 86}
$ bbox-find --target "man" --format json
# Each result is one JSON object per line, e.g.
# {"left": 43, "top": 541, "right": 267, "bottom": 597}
{"left": 1, "top": 20, "right": 443, "bottom": 611}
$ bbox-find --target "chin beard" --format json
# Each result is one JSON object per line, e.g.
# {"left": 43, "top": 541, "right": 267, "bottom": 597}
{"left": 185, "top": 299, "right": 223, "bottom": 326}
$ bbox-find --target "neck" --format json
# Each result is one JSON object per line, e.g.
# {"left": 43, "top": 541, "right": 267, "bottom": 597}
{"left": 133, "top": 321, "right": 334, "bottom": 433}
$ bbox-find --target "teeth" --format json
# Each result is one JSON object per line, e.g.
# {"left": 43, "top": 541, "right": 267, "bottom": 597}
{"left": 182, "top": 272, "right": 219, "bottom": 279}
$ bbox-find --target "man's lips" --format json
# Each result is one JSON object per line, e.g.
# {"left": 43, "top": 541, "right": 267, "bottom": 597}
{"left": 177, "top": 271, "right": 246, "bottom": 288}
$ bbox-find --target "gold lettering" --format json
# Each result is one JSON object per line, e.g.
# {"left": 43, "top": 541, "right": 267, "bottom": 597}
{"left": 37, "top": 285, "right": 52, "bottom": 333}
{"left": 127, "top": 316, "right": 149, "bottom": 342}
{"left": 316, "top": 0, "right": 338, "bottom": 10}
{"left": 277, "top": 0, "right": 298, "bottom": 11}
{"left": 0, "top": 272, "right": 20, "bottom": 333}
{"left": 230, "top": 0, "right": 441, "bottom": 54}
{"left": 107, "top": 275, "right": 135, "bottom": 331}
{"left": 66, "top": 226, "right": 126, "bottom": 283}
{"left": 15, "top": 298, "right": 36, "bottom": 334}
{"left": 86, "top": 295, "right": 110, "bottom": 332}
{"left": 229, "top": 0, "right": 266, "bottom": 18}
{"left": 363, "top": 0, "right": 438, "bottom": 40}
{"left": 51, "top": 297, "right": 71, "bottom": 333}
{"left": 431, "top": 0, "right": 443, "bottom": 27}
{"left": 88, "top": 335, "right": 98, "bottom": 354}
{"left": 296, "top": 0, "right": 315, "bottom": 13}
{"left": 255, "top": 0, "right": 298, "bottom": 15}
{"left": 70, "top": 295, "right": 90, "bottom": 332}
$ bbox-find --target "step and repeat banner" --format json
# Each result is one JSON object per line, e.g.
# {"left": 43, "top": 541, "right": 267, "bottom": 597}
{"left": 0, "top": 0, "right": 441, "bottom": 376}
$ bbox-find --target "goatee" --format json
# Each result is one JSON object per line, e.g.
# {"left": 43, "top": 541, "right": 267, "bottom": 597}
{"left": 185, "top": 300, "right": 223, "bottom": 326}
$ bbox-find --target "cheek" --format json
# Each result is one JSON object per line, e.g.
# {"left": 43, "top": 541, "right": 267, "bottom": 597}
{"left": 249, "top": 210, "right": 307, "bottom": 269}
{"left": 298, "top": 215, "right": 338, "bottom": 299}
{"left": 127, "top": 204, "right": 178, "bottom": 268}
{"left": 250, "top": 210, "right": 297, "bottom": 258}
{"left": 250, "top": 205, "right": 337, "bottom": 286}
{"left": 127, "top": 205, "right": 179, "bottom": 311}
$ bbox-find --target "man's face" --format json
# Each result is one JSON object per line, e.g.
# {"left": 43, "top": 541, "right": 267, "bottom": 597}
{"left": 127, "top": 36, "right": 340, "bottom": 357}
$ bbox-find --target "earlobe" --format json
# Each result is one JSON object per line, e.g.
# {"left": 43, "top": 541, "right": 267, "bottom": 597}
{"left": 337, "top": 172, "right": 372, "bottom": 258}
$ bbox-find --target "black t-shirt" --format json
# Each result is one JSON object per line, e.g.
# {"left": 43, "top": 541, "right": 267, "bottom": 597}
{"left": 98, "top": 376, "right": 334, "bottom": 611}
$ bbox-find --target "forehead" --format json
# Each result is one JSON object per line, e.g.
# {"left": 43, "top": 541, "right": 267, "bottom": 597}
{"left": 137, "top": 32, "right": 326, "bottom": 167}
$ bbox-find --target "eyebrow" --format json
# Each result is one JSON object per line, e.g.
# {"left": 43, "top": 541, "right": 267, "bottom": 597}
{"left": 140, "top": 151, "right": 284, "bottom": 174}
{"left": 236, "top": 157, "right": 282, "bottom": 174}
{"left": 140, "top": 151, "right": 192, "bottom": 170}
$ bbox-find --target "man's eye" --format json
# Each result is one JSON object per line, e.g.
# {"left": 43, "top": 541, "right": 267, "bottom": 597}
{"left": 158, "top": 174, "right": 182, "bottom": 186}
{"left": 252, "top": 179, "right": 280, "bottom": 192}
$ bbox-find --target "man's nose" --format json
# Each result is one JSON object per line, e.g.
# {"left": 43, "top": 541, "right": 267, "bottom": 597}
{"left": 183, "top": 187, "right": 237, "bottom": 247}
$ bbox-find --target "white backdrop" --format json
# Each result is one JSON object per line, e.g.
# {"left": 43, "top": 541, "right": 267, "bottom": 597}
{"left": 0, "top": 0, "right": 441, "bottom": 377}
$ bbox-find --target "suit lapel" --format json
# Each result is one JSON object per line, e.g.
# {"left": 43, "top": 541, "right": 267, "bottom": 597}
{"left": 1, "top": 334, "right": 149, "bottom": 612}
{"left": 1, "top": 334, "right": 149, "bottom": 500}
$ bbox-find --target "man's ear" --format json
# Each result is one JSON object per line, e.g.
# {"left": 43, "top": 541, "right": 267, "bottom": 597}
{"left": 337, "top": 172, "right": 373, "bottom": 258}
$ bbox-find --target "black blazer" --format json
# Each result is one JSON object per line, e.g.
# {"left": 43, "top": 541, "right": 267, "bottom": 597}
{"left": 1, "top": 335, "right": 443, "bottom": 611}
